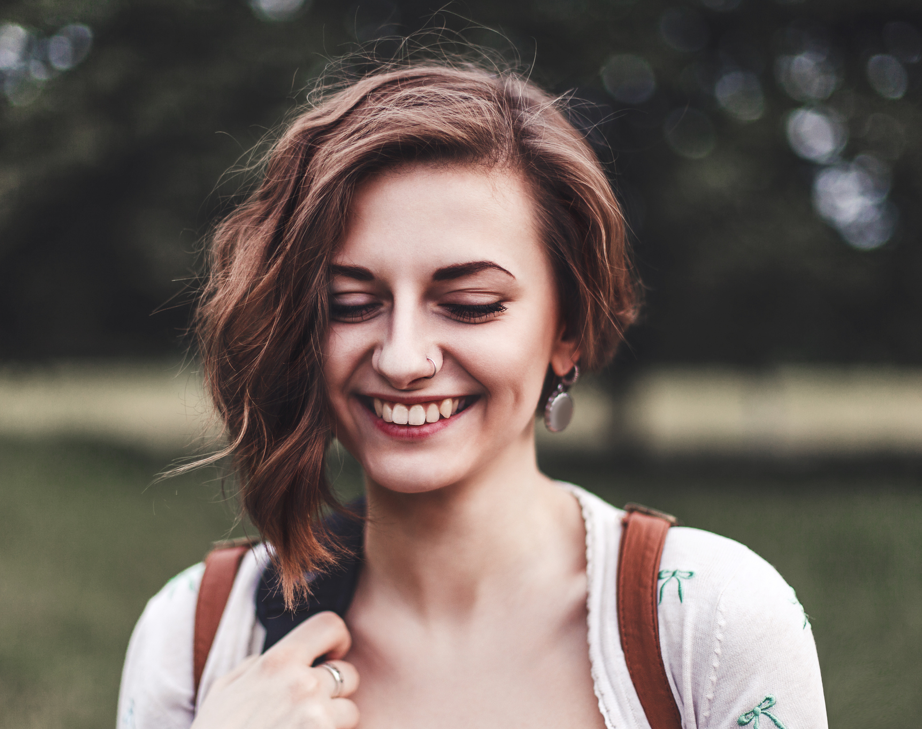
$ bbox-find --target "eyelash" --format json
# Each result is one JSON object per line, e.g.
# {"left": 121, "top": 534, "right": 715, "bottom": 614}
{"left": 442, "top": 301, "right": 507, "bottom": 322}
{"left": 330, "top": 302, "right": 378, "bottom": 322}
{"left": 329, "top": 301, "right": 507, "bottom": 323}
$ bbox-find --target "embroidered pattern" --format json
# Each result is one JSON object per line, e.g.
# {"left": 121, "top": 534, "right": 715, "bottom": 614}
{"left": 164, "top": 563, "right": 203, "bottom": 598}
{"left": 657, "top": 569, "right": 694, "bottom": 603}
{"left": 120, "top": 698, "right": 136, "bottom": 729}
{"left": 790, "top": 589, "right": 810, "bottom": 630}
{"left": 738, "top": 695, "right": 787, "bottom": 729}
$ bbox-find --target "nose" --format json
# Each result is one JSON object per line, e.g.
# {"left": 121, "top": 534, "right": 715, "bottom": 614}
{"left": 372, "top": 302, "right": 438, "bottom": 389}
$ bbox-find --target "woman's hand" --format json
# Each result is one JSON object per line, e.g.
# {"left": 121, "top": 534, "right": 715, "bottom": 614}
{"left": 192, "top": 611, "right": 360, "bottom": 729}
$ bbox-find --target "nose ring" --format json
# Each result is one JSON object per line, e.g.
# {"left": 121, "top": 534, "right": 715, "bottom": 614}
{"left": 426, "top": 357, "right": 438, "bottom": 379}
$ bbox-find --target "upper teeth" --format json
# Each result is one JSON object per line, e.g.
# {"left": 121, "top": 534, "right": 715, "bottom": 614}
{"left": 374, "top": 397, "right": 461, "bottom": 425}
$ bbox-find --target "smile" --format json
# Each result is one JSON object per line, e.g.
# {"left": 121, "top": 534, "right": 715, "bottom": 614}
{"left": 371, "top": 397, "right": 467, "bottom": 426}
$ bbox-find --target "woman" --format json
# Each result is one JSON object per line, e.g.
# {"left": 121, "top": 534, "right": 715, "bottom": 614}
{"left": 118, "top": 60, "right": 826, "bottom": 729}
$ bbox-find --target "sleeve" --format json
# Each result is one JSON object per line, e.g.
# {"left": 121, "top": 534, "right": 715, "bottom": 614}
{"left": 657, "top": 529, "right": 828, "bottom": 729}
{"left": 116, "top": 563, "right": 204, "bottom": 729}
{"left": 696, "top": 554, "right": 827, "bottom": 729}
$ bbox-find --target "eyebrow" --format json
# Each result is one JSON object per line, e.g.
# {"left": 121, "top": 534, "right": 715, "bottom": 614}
{"left": 330, "top": 264, "right": 374, "bottom": 281}
{"left": 330, "top": 260, "right": 515, "bottom": 282}
{"left": 432, "top": 261, "right": 516, "bottom": 281}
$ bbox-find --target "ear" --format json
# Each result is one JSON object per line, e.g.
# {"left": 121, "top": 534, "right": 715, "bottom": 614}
{"left": 549, "top": 325, "right": 580, "bottom": 378}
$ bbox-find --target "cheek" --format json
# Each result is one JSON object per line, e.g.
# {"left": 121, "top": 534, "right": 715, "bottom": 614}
{"left": 322, "top": 333, "right": 346, "bottom": 394}
{"left": 322, "top": 329, "right": 365, "bottom": 412}
{"left": 458, "top": 312, "right": 558, "bottom": 407}
{"left": 322, "top": 332, "right": 363, "bottom": 447}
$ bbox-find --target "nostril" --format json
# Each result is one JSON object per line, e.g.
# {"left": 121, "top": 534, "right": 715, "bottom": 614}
{"left": 372, "top": 340, "right": 441, "bottom": 387}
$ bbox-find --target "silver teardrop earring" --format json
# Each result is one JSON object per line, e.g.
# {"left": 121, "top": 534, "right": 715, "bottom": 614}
{"left": 544, "top": 365, "right": 580, "bottom": 433}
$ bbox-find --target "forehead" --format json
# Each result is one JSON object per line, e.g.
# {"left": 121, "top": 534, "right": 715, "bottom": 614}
{"left": 333, "top": 163, "right": 546, "bottom": 277}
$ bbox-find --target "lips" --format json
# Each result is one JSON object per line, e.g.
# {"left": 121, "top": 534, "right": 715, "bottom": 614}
{"left": 371, "top": 397, "right": 464, "bottom": 426}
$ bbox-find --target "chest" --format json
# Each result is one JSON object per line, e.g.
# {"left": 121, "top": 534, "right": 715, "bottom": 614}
{"left": 344, "top": 600, "right": 607, "bottom": 729}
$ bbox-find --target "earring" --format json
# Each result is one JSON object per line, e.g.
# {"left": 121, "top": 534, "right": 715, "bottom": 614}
{"left": 544, "top": 365, "right": 580, "bottom": 433}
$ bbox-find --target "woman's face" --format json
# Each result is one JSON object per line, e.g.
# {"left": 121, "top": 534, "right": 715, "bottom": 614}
{"left": 324, "top": 163, "right": 577, "bottom": 494}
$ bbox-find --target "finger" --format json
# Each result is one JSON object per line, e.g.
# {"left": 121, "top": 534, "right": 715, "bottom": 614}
{"left": 330, "top": 698, "right": 360, "bottom": 729}
{"left": 316, "top": 659, "right": 359, "bottom": 699}
{"left": 269, "top": 611, "right": 352, "bottom": 665}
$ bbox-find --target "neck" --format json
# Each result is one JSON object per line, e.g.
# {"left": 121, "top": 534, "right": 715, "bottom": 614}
{"left": 359, "top": 430, "right": 583, "bottom": 621}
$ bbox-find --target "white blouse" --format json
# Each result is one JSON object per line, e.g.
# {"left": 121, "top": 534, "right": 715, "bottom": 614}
{"left": 117, "top": 485, "right": 828, "bottom": 728}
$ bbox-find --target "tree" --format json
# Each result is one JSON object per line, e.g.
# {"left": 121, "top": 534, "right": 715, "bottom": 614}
{"left": 1, "top": 0, "right": 919, "bottom": 365}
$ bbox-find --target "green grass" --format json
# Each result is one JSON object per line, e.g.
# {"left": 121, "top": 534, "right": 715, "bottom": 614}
{"left": 1, "top": 439, "right": 919, "bottom": 728}
{"left": 0, "top": 438, "right": 252, "bottom": 729}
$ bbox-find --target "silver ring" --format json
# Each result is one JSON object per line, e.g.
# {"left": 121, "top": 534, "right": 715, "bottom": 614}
{"left": 425, "top": 357, "right": 438, "bottom": 379}
{"left": 319, "top": 662, "right": 344, "bottom": 698}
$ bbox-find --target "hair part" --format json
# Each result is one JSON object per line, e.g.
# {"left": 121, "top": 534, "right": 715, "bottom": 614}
{"left": 194, "top": 59, "right": 638, "bottom": 608}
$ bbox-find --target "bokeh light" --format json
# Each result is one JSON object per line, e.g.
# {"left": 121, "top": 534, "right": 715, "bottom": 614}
{"left": 0, "top": 23, "right": 28, "bottom": 70}
{"left": 715, "top": 70, "right": 764, "bottom": 121}
{"left": 248, "top": 0, "right": 310, "bottom": 22}
{"left": 775, "top": 51, "right": 840, "bottom": 101}
{"left": 774, "top": 22, "right": 843, "bottom": 103}
{"left": 0, "top": 21, "right": 92, "bottom": 106}
{"left": 812, "top": 155, "right": 897, "bottom": 250}
{"left": 601, "top": 53, "right": 656, "bottom": 104}
{"left": 48, "top": 24, "right": 93, "bottom": 71}
{"left": 664, "top": 107, "right": 716, "bottom": 159}
{"left": 785, "top": 107, "right": 847, "bottom": 163}
{"left": 866, "top": 54, "right": 908, "bottom": 100}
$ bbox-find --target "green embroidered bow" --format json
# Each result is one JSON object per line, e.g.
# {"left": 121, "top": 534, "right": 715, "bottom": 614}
{"left": 791, "top": 590, "right": 811, "bottom": 630}
{"left": 738, "top": 695, "right": 787, "bottom": 729}
{"left": 657, "top": 569, "right": 694, "bottom": 603}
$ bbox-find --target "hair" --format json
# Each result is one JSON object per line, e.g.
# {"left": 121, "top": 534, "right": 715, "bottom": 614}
{"left": 195, "top": 58, "right": 639, "bottom": 607}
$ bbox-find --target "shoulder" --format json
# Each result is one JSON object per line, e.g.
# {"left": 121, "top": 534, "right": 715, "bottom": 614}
{"left": 656, "top": 528, "right": 826, "bottom": 728}
{"left": 566, "top": 483, "right": 789, "bottom": 598}
{"left": 566, "top": 485, "right": 826, "bottom": 728}
{"left": 657, "top": 525, "right": 811, "bottom": 641}
{"left": 117, "top": 545, "right": 271, "bottom": 729}
{"left": 660, "top": 525, "right": 799, "bottom": 613}
{"left": 570, "top": 486, "right": 810, "bottom": 655}
{"left": 117, "top": 563, "right": 205, "bottom": 729}
{"left": 564, "top": 482, "right": 804, "bottom": 626}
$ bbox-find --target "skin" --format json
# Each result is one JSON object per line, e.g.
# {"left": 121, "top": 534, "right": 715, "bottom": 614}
{"left": 194, "top": 163, "right": 605, "bottom": 729}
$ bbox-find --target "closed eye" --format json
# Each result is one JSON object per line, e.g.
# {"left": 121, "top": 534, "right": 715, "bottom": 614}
{"left": 330, "top": 301, "right": 379, "bottom": 322}
{"left": 442, "top": 301, "right": 507, "bottom": 323}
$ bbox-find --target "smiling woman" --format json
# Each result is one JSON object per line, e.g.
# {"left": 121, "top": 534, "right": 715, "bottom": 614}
{"left": 118, "top": 58, "right": 827, "bottom": 729}
{"left": 326, "top": 165, "right": 575, "bottom": 491}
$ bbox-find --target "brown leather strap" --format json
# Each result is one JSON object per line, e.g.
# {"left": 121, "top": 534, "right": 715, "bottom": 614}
{"left": 617, "top": 505, "right": 682, "bottom": 729}
{"left": 193, "top": 544, "right": 252, "bottom": 703}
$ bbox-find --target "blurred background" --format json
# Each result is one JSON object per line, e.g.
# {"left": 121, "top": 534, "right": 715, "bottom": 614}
{"left": 1, "top": 0, "right": 920, "bottom": 727}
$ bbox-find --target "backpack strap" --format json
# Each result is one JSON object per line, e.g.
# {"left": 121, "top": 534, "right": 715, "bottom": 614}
{"left": 617, "top": 503, "right": 682, "bottom": 729}
{"left": 191, "top": 502, "right": 680, "bottom": 725}
{"left": 193, "top": 540, "right": 257, "bottom": 704}
{"left": 257, "top": 503, "right": 365, "bottom": 652}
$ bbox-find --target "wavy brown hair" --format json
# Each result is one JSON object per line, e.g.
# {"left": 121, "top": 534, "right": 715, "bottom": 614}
{"left": 195, "top": 60, "right": 639, "bottom": 607}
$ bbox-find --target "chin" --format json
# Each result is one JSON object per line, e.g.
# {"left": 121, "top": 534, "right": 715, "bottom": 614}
{"left": 359, "top": 450, "right": 473, "bottom": 495}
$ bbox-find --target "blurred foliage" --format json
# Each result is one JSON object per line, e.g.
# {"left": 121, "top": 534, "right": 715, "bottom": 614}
{"left": 0, "top": 0, "right": 920, "bottom": 365}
